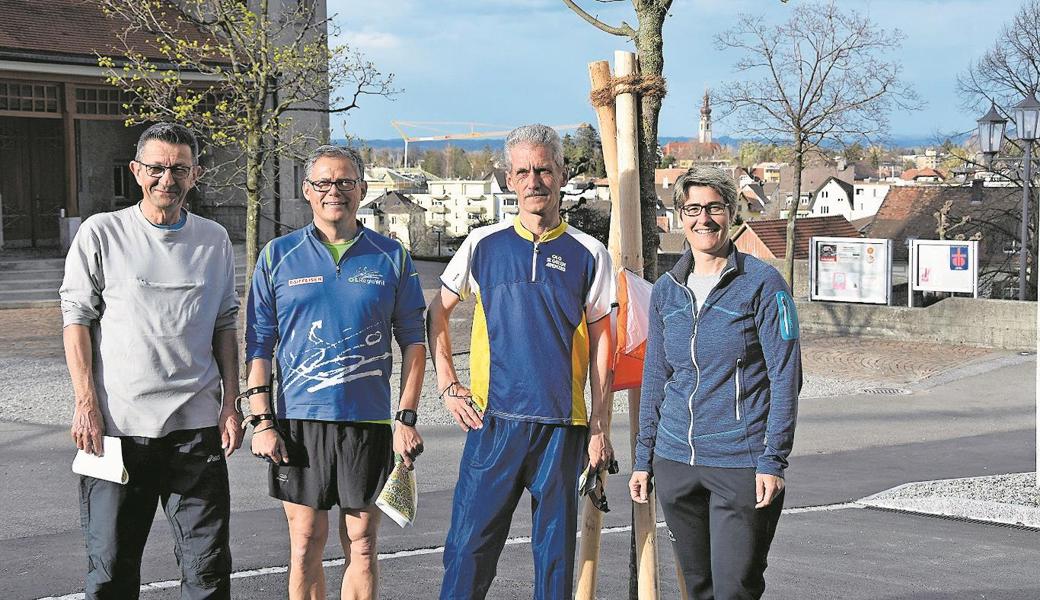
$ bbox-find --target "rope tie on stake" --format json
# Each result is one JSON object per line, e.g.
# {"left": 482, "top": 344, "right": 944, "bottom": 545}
{"left": 589, "top": 74, "right": 667, "bottom": 107}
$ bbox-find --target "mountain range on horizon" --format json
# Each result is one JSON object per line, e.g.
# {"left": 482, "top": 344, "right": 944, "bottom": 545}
{"left": 342, "top": 132, "right": 972, "bottom": 153}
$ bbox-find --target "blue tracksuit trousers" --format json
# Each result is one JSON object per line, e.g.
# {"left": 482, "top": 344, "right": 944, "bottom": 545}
{"left": 440, "top": 415, "right": 587, "bottom": 600}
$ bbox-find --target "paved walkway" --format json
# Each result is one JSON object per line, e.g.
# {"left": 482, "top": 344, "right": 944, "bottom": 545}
{"left": 0, "top": 304, "right": 1003, "bottom": 380}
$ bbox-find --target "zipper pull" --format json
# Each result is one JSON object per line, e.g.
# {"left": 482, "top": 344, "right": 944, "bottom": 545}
{"left": 336, "top": 264, "right": 341, "bottom": 278}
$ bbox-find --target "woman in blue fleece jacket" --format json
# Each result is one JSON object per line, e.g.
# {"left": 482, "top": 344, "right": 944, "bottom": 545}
{"left": 629, "top": 166, "right": 802, "bottom": 600}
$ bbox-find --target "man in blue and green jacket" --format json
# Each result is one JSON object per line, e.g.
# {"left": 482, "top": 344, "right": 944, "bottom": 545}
{"left": 244, "top": 145, "right": 426, "bottom": 600}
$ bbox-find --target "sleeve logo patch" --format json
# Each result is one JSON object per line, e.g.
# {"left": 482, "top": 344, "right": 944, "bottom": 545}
{"left": 288, "top": 276, "right": 323, "bottom": 287}
{"left": 775, "top": 290, "right": 800, "bottom": 341}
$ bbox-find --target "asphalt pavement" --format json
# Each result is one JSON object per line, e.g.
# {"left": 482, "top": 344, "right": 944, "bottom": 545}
{"left": 2, "top": 357, "right": 1037, "bottom": 600}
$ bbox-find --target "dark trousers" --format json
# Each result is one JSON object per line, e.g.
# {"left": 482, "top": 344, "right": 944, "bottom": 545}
{"left": 654, "top": 458, "right": 784, "bottom": 600}
{"left": 440, "top": 416, "right": 587, "bottom": 600}
{"left": 79, "top": 427, "right": 231, "bottom": 600}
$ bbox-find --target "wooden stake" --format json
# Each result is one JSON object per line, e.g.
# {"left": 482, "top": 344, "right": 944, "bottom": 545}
{"left": 616, "top": 49, "right": 658, "bottom": 600}
{"left": 575, "top": 60, "right": 621, "bottom": 600}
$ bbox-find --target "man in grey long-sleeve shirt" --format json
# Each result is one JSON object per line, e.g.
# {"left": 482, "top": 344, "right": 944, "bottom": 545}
{"left": 60, "top": 122, "right": 241, "bottom": 600}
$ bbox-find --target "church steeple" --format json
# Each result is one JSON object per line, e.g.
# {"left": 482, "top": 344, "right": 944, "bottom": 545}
{"left": 699, "top": 88, "right": 712, "bottom": 144}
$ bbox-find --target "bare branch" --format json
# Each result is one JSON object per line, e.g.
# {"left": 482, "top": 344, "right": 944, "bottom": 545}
{"left": 561, "top": 0, "right": 637, "bottom": 38}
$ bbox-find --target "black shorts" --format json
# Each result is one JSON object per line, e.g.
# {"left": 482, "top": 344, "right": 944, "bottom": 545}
{"left": 268, "top": 419, "right": 393, "bottom": 510}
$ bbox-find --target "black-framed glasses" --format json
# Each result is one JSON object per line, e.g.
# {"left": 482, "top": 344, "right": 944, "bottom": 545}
{"left": 679, "top": 202, "right": 730, "bottom": 218}
{"left": 136, "top": 161, "right": 195, "bottom": 179}
{"left": 307, "top": 178, "right": 360, "bottom": 192}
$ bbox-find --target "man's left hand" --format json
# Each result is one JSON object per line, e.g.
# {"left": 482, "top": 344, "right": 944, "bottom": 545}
{"left": 587, "top": 431, "right": 614, "bottom": 471}
{"left": 755, "top": 473, "right": 785, "bottom": 508}
{"left": 393, "top": 424, "right": 424, "bottom": 471}
{"left": 218, "top": 403, "right": 242, "bottom": 457}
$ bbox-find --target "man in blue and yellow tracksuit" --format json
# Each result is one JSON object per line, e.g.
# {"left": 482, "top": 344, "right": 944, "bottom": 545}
{"left": 427, "top": 124, "right": 615, "bottom": 599}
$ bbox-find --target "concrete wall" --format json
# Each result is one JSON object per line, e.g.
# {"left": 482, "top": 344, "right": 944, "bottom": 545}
{"left": 658, "top": 253, "right": 1035, "bottom": 350}
{"left": 797, "top": 297, "right": 1036, "bottom": 350}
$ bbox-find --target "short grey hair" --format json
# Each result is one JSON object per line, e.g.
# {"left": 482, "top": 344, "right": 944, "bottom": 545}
{"left": 304, "top": 145, "right": 365, "bottom": 180}
{"left": 672, "top": 165, "right": 739, "bottom": 211}
{"left": 136, "top": 122, "right": 200, "bottom": 163}
{"left": 504, "top": 124, "right": 564, "bottom": 171}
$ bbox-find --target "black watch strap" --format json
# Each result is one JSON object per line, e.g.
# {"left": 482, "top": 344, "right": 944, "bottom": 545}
{"left": 394, "top": 409, "right": 418, "bottom": 427}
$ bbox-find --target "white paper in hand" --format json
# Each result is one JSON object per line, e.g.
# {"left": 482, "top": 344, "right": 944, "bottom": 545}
{"left": 376, "top": 456, "right": 417, "bottom": 527}
{"left": 72, "top": 436, "right": 129, "bottom": 484}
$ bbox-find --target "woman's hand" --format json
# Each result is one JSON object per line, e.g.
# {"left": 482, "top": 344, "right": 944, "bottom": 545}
{"left": 629, "top": 470, "right": 652, "bottom": 504}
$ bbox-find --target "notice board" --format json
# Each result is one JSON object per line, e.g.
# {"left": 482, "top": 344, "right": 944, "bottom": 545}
{"left": 809, "top": 237, "right": 892, "bottom": 304}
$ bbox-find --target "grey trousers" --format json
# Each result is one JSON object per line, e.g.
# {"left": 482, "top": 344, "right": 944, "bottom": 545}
{"left": 79, "top": 427, "right": 231, "bottom": 600}
{"left": 654, "top": 458, "right": 784, "bottom": 600}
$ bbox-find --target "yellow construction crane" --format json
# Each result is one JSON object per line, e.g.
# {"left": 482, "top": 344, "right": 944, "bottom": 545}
{"left": 390, "top": 121, "right": 587, "bottom": 167}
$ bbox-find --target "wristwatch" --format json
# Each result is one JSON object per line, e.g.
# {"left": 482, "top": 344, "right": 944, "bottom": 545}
{"left": 394, "top": 409, "right": 418, "bottom": 427}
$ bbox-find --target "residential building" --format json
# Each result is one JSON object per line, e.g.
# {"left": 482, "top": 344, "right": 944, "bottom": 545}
{"left": 898, "top": 167, "right": 946, "bottom": 184}
{"left": 0, "top": 0, "right": 329, "bottom": 249}
{"left": 411, "top": 177, "right": 495, "bottom": 237}
{"left": 363, "top": 167, "right": 427, "bottom": 204}
{"left": 751, "top": 162, "right": 784, "bottom": 183}
{"left": 807, "top": 177, "right": 854, "bottom": 218}
{"left": 487, "top": 169, "right": 518, "bottom": 222}
{"left": 850, "top": 182, "right": 891, "bottom": 220}
{"left": 732, "top": 215, "right": 860, "bottom": 260}
{"left": 866, "top": 181, "right": 1022, "bottom": 298}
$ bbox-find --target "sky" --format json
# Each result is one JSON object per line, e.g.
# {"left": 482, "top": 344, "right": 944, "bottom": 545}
{"left": 329, "top": 0, "right": 1023, "bottom": 144}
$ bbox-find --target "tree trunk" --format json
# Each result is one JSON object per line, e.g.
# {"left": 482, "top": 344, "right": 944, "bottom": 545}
{"left": 634, "top": 4, "right": 668, "bottom": 281}
{"left": 784, "top": 140, "right": 804, "bottom": 286}
{"left": 245, "top": 130, "right": 262, "bottom": 293}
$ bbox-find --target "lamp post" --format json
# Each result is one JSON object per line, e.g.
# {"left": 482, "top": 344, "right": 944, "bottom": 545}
{"left": 979, "top": 92, "right": 1040, "bottom": 487}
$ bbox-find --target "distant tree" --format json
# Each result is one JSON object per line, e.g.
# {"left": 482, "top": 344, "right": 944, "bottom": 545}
{"left": 419, "top": 149, "right": 446, "bottom": 178}
{"left": 561, "top": 198, "right": 611, "bottom": 247}
{"left": 715, "top": 0, "right": 919, "bottom": 285}
{"left": 563, "top": 0, "right": 673, "bottom": 279}
{"left": 659, "top": 154, "right": 677, "bottom": 168}
{"left": 563, "top": 124, "right": 607, "bottom": 177}
{"left": 842, "top": 142, "right": 865, "bottom": 163}
{"left": 957, "top": 0, "right": 1039, "bottom": 298}
{"left": 468, "top": 145, "right": 499, "bottom": 179}
{"left": 95, "top": 0, "right": 396, "bottom": 285}
{"left": 867, "top": 144, "right": 886, "bottom": 169}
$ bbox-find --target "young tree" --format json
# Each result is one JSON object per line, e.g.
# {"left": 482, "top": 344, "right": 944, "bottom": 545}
{"left": 714, "top": 0, "right": 918, "bottom": 285}
{"left": 563, "top": 0, "right": 672, "bottom": 279}
{"left": 95, "top": 0, "right": 396, "bottom": 285}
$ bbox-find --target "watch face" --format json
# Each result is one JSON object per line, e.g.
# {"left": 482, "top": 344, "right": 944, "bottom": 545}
{"left": 396, "top": 410, "right": 417, "bottom": 426}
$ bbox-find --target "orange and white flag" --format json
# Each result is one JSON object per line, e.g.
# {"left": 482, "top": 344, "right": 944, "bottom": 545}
{"left": 611, "top": 268, "right": 652, "bottom": 392}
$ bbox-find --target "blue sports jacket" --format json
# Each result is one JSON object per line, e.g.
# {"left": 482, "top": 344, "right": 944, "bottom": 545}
{"left": 634, "top": 247, "right": 801, "bottom": 477}
{"left": 245, "top": 223, "right": 426, "bottom": 422}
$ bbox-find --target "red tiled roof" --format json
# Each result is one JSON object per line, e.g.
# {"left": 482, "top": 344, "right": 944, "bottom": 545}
{"left": 0, "top": 0, "right": 214, "bottom": 62}
{"left": 865, "top": 183, "right": 1020, "bottom": 261}
{"left": 742, "top": 215, "right": 860, "bottom": 259}
{"left": 661, "top": 140, "right": 722, "bottom": 160}
{"left": 899, "top": 167, "right": 945, "bottom": 181}
{"left": 655, "top": 168, "right": 687, "bottom": 186}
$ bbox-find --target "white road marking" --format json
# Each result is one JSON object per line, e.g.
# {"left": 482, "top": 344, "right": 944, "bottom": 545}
{"left": 37, "top": 502, "right": 859, "bottom": 599}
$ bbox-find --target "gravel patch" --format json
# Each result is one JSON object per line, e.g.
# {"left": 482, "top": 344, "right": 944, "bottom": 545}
{"left": 4, "top": 356, "right": 879, "bottom": 429}
{"left": 0, "top": 357, "right": 73, "bottom": 426}
{"left": 860, "top": 473, "right": 1040, "bottom": 528}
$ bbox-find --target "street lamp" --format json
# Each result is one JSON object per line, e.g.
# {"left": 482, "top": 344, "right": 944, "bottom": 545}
{"left": 977, "top": 94, "right": 1039, "bottom": 301}
{"left": 978, "top": 92, "right": 1040, "bottom": 488}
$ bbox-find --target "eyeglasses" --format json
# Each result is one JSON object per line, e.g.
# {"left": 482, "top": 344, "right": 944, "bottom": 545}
{"left": 136, "top": 161, "right": 195, "bottom": 179}
{"left": 679, "top": 202, "right": 730, "bottom": 218}
{"left": 307, "top": 178, "right": 360, "bottom": 192}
